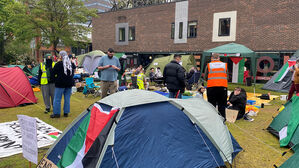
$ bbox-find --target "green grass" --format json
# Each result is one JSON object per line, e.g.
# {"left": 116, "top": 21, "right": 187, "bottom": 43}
{"left": 0, "top": 85, "right": 293, "bottom": 168}
{"left": 0, "top": 91, "right": 99, "bottom": 168}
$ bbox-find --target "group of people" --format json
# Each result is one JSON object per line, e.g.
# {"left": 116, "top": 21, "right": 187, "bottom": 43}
{"left": 163, "top": 53, "right": 252, "bottom": 121}
{"left": 39, "top": 49, "right": 254, "bottom": 121}
{"left": 38, "top": 51, "right": 76, "bottom": 118}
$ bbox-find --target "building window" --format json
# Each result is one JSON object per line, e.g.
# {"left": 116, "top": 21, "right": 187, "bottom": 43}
{"left": 218, "top": 18, "right": 230, "bottom": 36}
{"left": 119, "top": 27, "right": 126, "bottom": 42}
{"left": 188, "top": 21, "right": 197, "bottom": 38}
{"left": 171, "top": 23, "right": 175, "bottom": 39}
{"left": 129, "top": 26, "right": 135, "bottom": 41}
{"left": 179, "top": 22, "right": 183, "bottom": 39}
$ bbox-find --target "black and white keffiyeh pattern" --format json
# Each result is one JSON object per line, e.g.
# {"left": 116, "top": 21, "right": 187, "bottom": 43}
{"left": 59, "top": 51, "right": 72, "bottom": 75}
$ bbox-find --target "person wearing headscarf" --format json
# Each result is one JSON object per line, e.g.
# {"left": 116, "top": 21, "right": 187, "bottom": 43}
{"left": 38, "top": 53, "right": 55, "bottom": 113}
{"left": 51, "top": 51, "right": 76, "bottom": 118}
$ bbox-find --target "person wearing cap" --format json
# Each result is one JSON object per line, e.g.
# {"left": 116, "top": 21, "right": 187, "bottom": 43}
{"left": 204, "top": 53, "right": 228, "bottom": 119}
{"left": 98, "top": 48, "right": 120, "bottom": 98}
{"left": 163, "top": 54, "right": 186, "bottom": 98}
{"left": 38, "top": 53, "right": 56, "bottom": 113}
{"left": 51, "top": 51, "right": 76, "bottom": 118}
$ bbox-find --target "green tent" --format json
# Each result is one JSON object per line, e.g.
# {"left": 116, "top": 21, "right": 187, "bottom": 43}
{"left": 7, "top": 65, "right": 25, "bottom": 69}
{"left": 268, "top": 96, "right": 299, "bottom": 168}
{"left": 23, "top": 66, "right": 39, "bottom": 77}
{"left": 145, "top": 55, "right": 195, "bottom": 76}
{"left": 201, "top": 43, "right": 257, "bottom": 84}
{"left": 76, "top": 50, "right": 106, "bottom": 66}
{"left": 114, "top": 53, "right": 125, "bottom": 59}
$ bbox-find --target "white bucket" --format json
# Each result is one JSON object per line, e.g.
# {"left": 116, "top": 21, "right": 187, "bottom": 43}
{"left": 71, "top": 86, "right": 77, "bottom": 94}
{"left": 280, "top": 95, "right": 287, "bottom": 101}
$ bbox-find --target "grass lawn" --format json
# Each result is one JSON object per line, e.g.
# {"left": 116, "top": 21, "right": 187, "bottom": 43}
{"left": 0, "top": 84, "right": 293, "bottom": 168}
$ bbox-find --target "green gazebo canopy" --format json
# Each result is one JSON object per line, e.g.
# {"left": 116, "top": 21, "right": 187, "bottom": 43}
{"left": 201, "top": 43, "right": 257, "bottom": 83}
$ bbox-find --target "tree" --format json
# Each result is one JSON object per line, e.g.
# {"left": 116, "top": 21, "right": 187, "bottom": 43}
{"left": 22, "top": 0, "right": 97, "bottom": 55}
{"left": 0, "top": 0, "right": 32, "bottom": 64}
{"left": 110, "top": 0, "right": 175, "bottom": 10}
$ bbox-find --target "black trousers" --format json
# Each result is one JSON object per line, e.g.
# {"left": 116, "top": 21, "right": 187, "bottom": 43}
{"left": 207, "top": 87, "right": 227, "bottom": 118}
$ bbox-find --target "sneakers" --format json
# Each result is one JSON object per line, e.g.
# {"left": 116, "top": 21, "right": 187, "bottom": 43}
{"left": 50, "top": 114, "right": 60, "bottom": 118}
{"left": 244, "top": 114, "right": 254, "bottom": 122}
{"left": 64, "top": 113, "right": 68, "bottom": 117}
{"left": 44, "top": 108, "right": 50, "bottom": 114}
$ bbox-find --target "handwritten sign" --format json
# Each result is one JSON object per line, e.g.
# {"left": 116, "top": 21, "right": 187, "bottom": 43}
{"left": 17, "top": 115, "right": 38, "bottom": 164}
{"left": 37, "top": 157, "right": 58, "bottom": 168}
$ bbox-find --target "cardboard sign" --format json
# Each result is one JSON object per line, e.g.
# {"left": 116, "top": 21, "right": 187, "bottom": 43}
{"left": 17, "top": 115, "right": 38, "bottom": 164}
{"left": 37, "top": 157, "right": 58, "bottom": 168}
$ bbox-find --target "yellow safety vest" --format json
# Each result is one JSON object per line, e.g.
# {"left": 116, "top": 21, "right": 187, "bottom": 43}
{"left": 40, "top": 62, "right": 55, "bottom": 85}
{"left": 137, "top": 73, "right": 145, "bottom": 90}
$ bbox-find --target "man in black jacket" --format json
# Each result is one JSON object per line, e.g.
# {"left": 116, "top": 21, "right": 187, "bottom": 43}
{"left": 163, "top": 54, "right": 186, "bottom": 98}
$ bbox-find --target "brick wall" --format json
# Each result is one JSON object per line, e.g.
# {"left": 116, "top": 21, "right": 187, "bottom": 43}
{"left": 92, "top": 0, "right": 299, "bottom": 53}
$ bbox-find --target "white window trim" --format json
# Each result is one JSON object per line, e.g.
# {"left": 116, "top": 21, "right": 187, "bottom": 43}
{"left": 212, "top": 11, "right": 237, "bottom": 42}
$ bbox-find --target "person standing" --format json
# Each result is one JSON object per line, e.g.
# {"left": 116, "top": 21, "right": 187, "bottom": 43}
{"left": 163, "top": 54, "right": 186, "bottom": 98}
{"left": 293, "top": 60, "right": 299, "bottom": 96}
{"left": 205, "top": 53, "right": 228, "bottom": 118}
{"left": 288, "top": 59, "right": 299, "bottom": 100}
{"left": 51, "top": 51, "right": 76, "bottom": 118}
{"left": 137, "top": 68, "right": 146, "bottom": 90}
{"left": 98, "top": 48, "right": 120, "bottom": 99}
{"left": 38, "top": 54, "right": 55, "bottom": 113}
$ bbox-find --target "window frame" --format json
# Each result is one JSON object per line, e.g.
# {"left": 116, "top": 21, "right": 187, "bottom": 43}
{"left": 179, "top": 22, "right": 183, "bottom": 39}
{"left": 218, "top": 18, "right": 231, "bottom": 37}
{"left": 171, "top": 22, "right": 175, "bottom": 39}
{"left": 187, "top": 20, "right": 197, "bottom": 38}
{"left": 129, "top": 26, "right": 135, "bottom": 41}
{"left": 118, "top": 27, "right": 126, "bottom": 42}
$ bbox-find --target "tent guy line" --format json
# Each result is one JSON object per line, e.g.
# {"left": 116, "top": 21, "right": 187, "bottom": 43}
{"left": 230, "top": 123, "right": 286, "bottom": 155}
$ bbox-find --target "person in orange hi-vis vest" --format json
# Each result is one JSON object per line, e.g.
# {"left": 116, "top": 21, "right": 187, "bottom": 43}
{"left": 204, "top": 53, "right": 228, "bottom": 119}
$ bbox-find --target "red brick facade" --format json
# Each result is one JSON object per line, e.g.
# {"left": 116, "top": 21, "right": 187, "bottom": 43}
{"left": 92, "top": 0, "right": 299, "bottom": 53}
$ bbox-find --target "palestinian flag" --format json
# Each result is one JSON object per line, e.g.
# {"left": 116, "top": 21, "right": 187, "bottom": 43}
{"left": 46, "top": 104, "right": 119, "bottom": 168}
{"left": 274, "top": 60, "right": 296, "bottom": 83}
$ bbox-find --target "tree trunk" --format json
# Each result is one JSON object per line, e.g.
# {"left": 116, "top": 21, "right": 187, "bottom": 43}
{"left": 0, "top": 37, "right": 4, "bottom": 65}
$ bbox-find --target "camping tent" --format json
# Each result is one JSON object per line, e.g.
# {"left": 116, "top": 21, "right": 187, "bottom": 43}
{"left": 262, "top": 50, "right": 299, "bottom": 92}
{"left": 145, "top": 54, "right": 195, "bottom": 76}
{"left": 201, "top": 43, "right": 257, "bottom": 84}
{"left": 41, "top": 90, "right": 241, "bottom": 168}
{"left": 268, "top": 96, "right": 299, "bottom": 168}
{"left": 0, "top": 67, "right": 37, "bottom": 108}
{"left": 23, "top": 65, "right": 39, "bottom": 77}
{"left": 77, "top": 50, "right": 106, "bottom": 74}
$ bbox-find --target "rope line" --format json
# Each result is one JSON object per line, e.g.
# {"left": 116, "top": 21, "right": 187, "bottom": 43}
{"left": 0, "top": 80, "right": 44, "bottom": 110}
{"left": 194, "top": 125, "right": 222, "bottom": 168}
{"left": 253, "top": 104, "right": 281, "bottom": 130}
{"left": 231, "top": 123, "right": 283, "bottom": 154}
{"left": 269, "top": 147, "right": 292, "bottom": 168}
{"left": 111, "top": 146, "right": 120, "bottom": 168}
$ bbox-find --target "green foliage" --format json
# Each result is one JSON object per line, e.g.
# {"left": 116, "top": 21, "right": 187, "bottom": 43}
{"left": 23, "top": 0, "right": 97, "bottom": 53}
{"left": 0, "top": 0, "right": 34, "bottom": 64}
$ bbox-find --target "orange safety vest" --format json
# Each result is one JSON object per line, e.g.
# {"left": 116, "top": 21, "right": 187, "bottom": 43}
{"left": 207, "top": 60, "right": 228, "bottom": 87}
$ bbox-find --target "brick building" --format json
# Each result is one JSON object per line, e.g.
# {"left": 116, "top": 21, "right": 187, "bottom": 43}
{"left": 92, "top": 0, "right": 299, "bottom": 78}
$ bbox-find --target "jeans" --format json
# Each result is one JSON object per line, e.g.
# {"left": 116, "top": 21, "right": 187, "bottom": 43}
{"left": 53, "top": 87, "right": 72, "bottom": 115}
{"left": 169, "top": 91, "right": 182, "bottom": 99}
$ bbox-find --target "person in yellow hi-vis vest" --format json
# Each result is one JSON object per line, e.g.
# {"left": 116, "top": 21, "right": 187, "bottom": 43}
{"left": 137, "top": 68, "right": 146, "bottom": 90}
{"left": 38, "top": 53, "right": 56, "bottom": 113}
